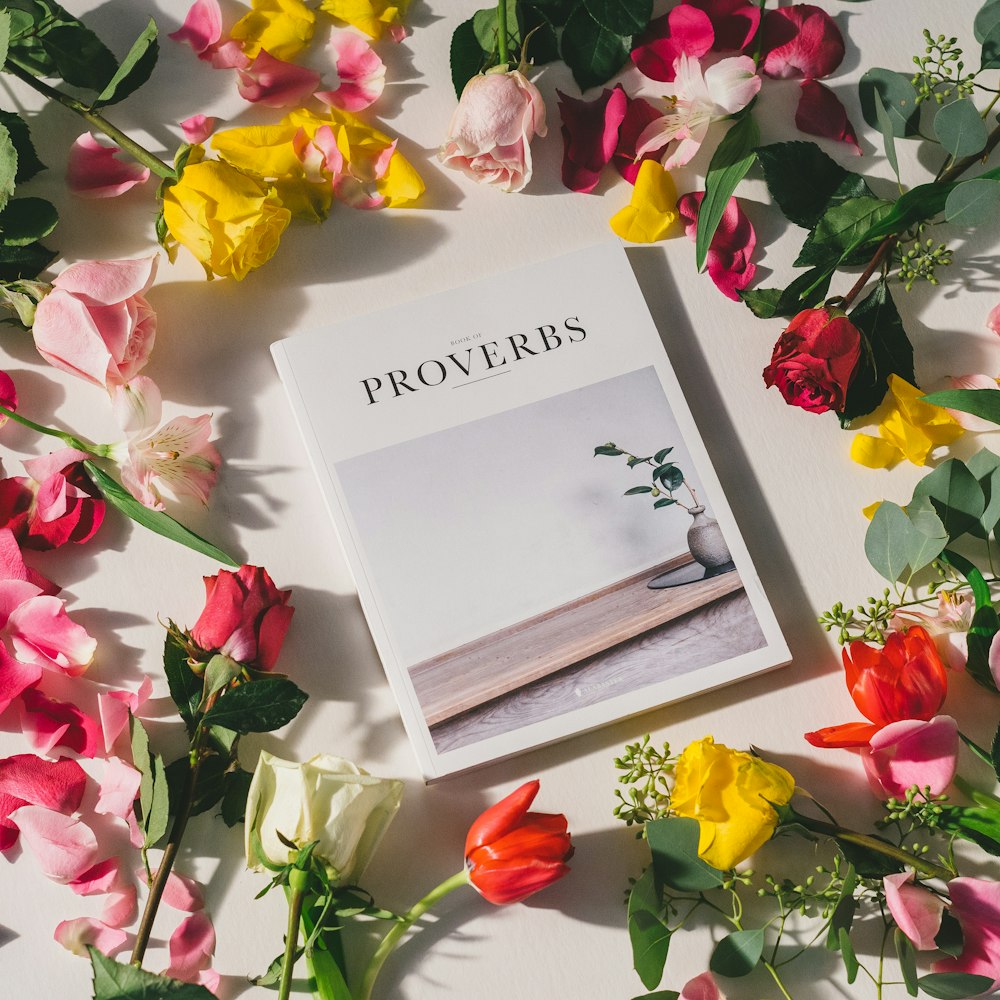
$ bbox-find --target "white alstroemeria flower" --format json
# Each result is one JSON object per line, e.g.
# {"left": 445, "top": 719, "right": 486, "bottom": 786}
{"left": 635, "top": 53, "right": 762, "bottom": 169}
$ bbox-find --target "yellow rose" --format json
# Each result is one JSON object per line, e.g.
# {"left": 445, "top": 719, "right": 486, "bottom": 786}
{"left": 319, "top": 0, "right": 409, "bottom": 40}
{"left": 230, "top": 0, "right": 316, "bottom": 61}
{"left": 671, "top": 736, "right": 795, "bottom": 870}
{"left": 162, "top": 155, "right": 291, "bottom": 281}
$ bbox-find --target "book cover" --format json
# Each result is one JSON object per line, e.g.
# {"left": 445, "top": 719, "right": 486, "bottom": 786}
{"left": 272, "top": 243, "right": 789, "bottom": 778}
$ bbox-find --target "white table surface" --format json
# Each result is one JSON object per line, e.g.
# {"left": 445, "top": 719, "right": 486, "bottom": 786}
{"left": 1, "top": 1, "right": 998, "bottom": 998}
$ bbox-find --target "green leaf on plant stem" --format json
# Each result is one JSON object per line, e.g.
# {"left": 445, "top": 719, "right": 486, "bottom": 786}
{"left": 627, "top": 455, "right": 652, "bottom": 467}
{"left": 530, "top": 0, "right": 577, "bottom": 24}
{"left": 473, "top": 0, "right": 519, "bottom": 56}
{"left": 560, "top": 5, "right": 630, "bottom": 92}
{"left": 839, "top": 928, "right": 859, "bottom": 983}
{"left": 696, "top": 112, "right": 758, "bottom": 272}
{"left": 450, "top": 17, "right": 487, "bottom": 98}
{"left": 836, "top": 834, "right": 904, "bottom": 876}
{"left": 628, "top": 867, "right": 661, "bottom": 921}
{"left": 162, "top": 628, "right": 201, "bottom": 733}
{"left": 934, "top": 910, "right": 965, "bottom": 958}
{"left": 629, "top": 909, "right": 672, "bottom": 990}
{"left": 595, "top": 445, "right": 624, "bottom": 456}
{"left": 519, "top": 5, "right": 560, "bottom": 63}
{"left": 976, "top": 0, "right": 1000, "bottom": 42}
{"left": 839, "top": 278, "right": 914, "bottom": 423}
{"left": 221, "top": 766, "right": 252, "bottom": 826}
{"left": 918, "top": 973, "right": 996, "bottom": 1000}
{"left": 825, "top": 864, "right": 858, "bottom": 949}
{"left": 583, "top": 0, "right": 651, "bottom": 35}
{"left": 90, "top": 947, "right": 216, "bottom": 1000}
{"left": 93, "top": 18, "right": 158, "bottom": 108}
{"left": 201, "top": 677, "right": 307, "bottom": 734}
{"left": 903, "top": 496, "right": 950, "bottom": 571}
{"left": 923, "top": 389, "right": 1000, "bottom": 426}
{"left": 794, "top": 196, "right": 894, "bottom": 268}
{"left": 0, "top": 125, "right": 18, "bottom": 216}
{"left": 967, "top": 448, "right": 1000, "bottom": 535}
{"left": 624, "top": 486, "right": 654, "bottom": 495}
{"left": 646, "top": 816, "right": 724, "bottom": 891}
{"left": 934, "top": 97, "right": 989, "bottom": 159}
{"left": 130, "top": 715, "right": 169, "bottom": 848}
{"left": 0, "top": 240, "right": 56, "bottom": 281}
{"left": 0, "top": 11, "right": 11, "bottom": 76}
{"left": 82, "top": 460, "right": 239, "bottom": 566}
{"left": 740, "top": 267, "right": 832, "bottom": 319}
{"left": 872, "top": 88, "right": 900, "bottom": 182}
{"left": 911, "top": 459, "right": 986, "bottom": 541}
{"left": 896, "top": 928, "right": 919, "bottom": 996}
{"left": 38, "top": 21, "right": 118, "bottom": 91}
{"left": 865, "top": 502, "right": 917, "bottom": 582}
{"left": 937, "top": 803, "right": 1000, "bottom": 854}
{"left": 630, "top": 992, "right": 680, "bottom": 1000}
{"left": 710, "top": 928, "right": 764, "bottom": 977}
{"left": 859, "top": 68, "right": 920, "bottom": 137}
{"left": 653, "top": 447, "right": 673, "bottom": 463}
{"left": 653, "top": 497, "right": 676, "bottom": 508}
{"left": 165, "top": 753, "right": 226, "bottom": 818}
{"left": 0, "top": 111, "right": 44, "bottom": 182}
{"left": 201, "top": 653, "right": 242, "bottom": 704}
{"left": 0, "top": 197, "right": 57, "bottom": 245}
{"left": 982, "top": 20, "right": 1000, "bottom": 70}
{"left": 945, "top": 177, "right": 1000, "bottom": 227}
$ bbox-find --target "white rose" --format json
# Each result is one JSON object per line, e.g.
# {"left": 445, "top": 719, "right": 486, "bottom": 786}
{"left": 245, "top": 751, "right": 404, "bottom": 884}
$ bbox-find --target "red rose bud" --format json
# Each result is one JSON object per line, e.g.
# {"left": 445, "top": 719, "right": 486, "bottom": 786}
{"left": 465, "top": 779, "right": 573, "bottom": 905}
{"left": 762, "top": 307, "right": 861, "bottom": 414}
{"left": 190, "top": 564, "right": 294, "bottom": 670}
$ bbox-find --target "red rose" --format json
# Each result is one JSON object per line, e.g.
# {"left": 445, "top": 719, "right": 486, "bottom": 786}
{"left": 191, "top": 565, "right": 294, "bottom": 671}
{"left": 762, "top": 307, "right": 861, "bottom": 413}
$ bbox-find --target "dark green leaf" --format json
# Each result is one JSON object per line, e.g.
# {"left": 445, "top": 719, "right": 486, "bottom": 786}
{"left": 0, "top": 11, "right": 11, "bottom": 77}
{"left": 0, "top": 197, "right": 57, "bottom": 245}
{"left": 825, "top": 864, "right": 858, "bottom": 949}
{"left": 528, "top": 0, "right": 577, "bottom": 25}
{"left": 624, "top": 486, "right": 654, "bottom": 495}
{"left": 201, "top": 677, "right": 307, "bottom": 734}
{"left": 839, "top": 928, "right": 859, "bottom": 983}
{"left": 560, "top": 5, "right": 630, "bottom": 92}
{"left": 0, "top": 125, "right": 17, "bottom": 215}
{"left": 629, "top": 910, "right": 672, "bottom": 990}
{"left": 656, "top": 465, "right": 684, "bottom": 491}
{"left": 740, "top": 267, "right": 832, "bottom": 319}
{"left": 162, "top": 628, "right": 201, "bottom": 733}
{"left": 696, "top": 113, "right": 758, "bottom": 272}
{"left": 630, "top": 993, "right": 680, "bottom": 1000}
{"left": 923, "top": 389, "right": 1000, "bottom": 426}
{"left": 0, "top": 111, "right": 44, "bottom": 182}
{"left": 595, "top": 444, "right": 624, "bottom": 456}
{"left": 0, "top": 239, "right": 56, "bottom": 281}
{"left": 653, "top": 497, "right": 676, "bottom": 508}
{"left": 945, "top": 177, "right": 1000, "bottom": 226}
{"left": 520, "top": 5, "right": 559, "bottom": 63}
{"left": 207, "top": 724, "right": 238, "bottom": 756}
{"left": 450, "top": 17, "right": 487, "bottom": 98}
{"left": 976, "top": 0, "right": 1000, "bottom": 42}
{"left": 859, "top": 68, "right": 920, "bottom": 137}
{"left": 473, "top": 0, "right": 519, "bottom": 55}
{"left": 896, "top": 928, "right": 918, "bottom": 996}
{"left": 794, "top": 196, "right": 894, "bottom": 268}
{"left": 165, "top": 753, "right": 226, "bottom": 818}
{"left": 836, "top": 834, "right": 904, "bottom": 876}
{"left": 872, "top": 88, "right": 900, "bottom": 182}
{"left": 936, "top": 803, "right": 1000, "bottom": 854}
{"left": 249, "top": 954, "right": 286, "bottom": 988}
{"left": 966, "top": 604, "right": 1000, "bottom": 693}
{"left": 221, "top": 767, "right": 252, "bottom": 826}
{"left": 967, "top": 448, "right": 1000, "bottom": 535}
{"left": 202, "top": 653, "right": 242, "bottom": 704}
{"left": 840, "top": 279, "right": 914, "bottom": 422}
{"left": 918, "top": 973, "right": 995, "bottom": 999}
{"left": 583, "top": 0, "right": 651, "bottom": 37}
{"left": 90, "top": 948, "right": 216, "bottom": 1000}
{"left": 628, "top": 867, "right": 661, "bottom": 921}
{"left": 93, "top": 18, "right": 158, "bottom": 108}
{"left": 982, "top": 20, "right": 1000, "bottom": 71}
{"left": 627, "top": 455, "right": 652, "bottom": 467}
{"left": 83, "top": 461, "right": 238, "bottom": 566}
{"left": 646, "top": 816, "right": 724, "bottom": 891}
{"left": 911, "top": 459, "right": 986, "bottom": 541}
{"left": 38, "top": 22, "right": 118, "bottom": 91}
{"left": 710, "top": 928, "right": 764, "bottom": 977}
{"left": 934, "top": 911, "right": 965, "bottom": 958}
{"left": 935, "top": 98, "right": 989, "bottom": 158}
{"left": 130, "top": 716, "right": 168, "bottom": 847}
{"left": 653, "top": 447, "right": 673, "bottom": 463}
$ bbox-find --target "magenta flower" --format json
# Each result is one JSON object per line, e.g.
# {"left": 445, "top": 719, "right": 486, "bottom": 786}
{"left": 759, "top": 4, "right": 845, "bottom": 79}
{"left": 67, "top": 133, "right": 150, "bottom": 198}
{"left": 689, "top": 0, "right": 760, "bottom": 51}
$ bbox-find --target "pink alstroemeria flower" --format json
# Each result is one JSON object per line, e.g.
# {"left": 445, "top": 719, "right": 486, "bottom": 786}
{"left": 635, "top": 54, "right": 761, "bottom": 168}
{"left": 862, "top": 715, "right": 959, "bottom": 799}
{"left": 111, "top": 378, "right": 220, "bottom": 512}
{"left": 67, "top": 134, "right": 150, "bottom": 198}
{"left": 884, "top": 872, "right": 945, "bottom": 951}
{"left": 316, "top": 31, "right": 386, "bottom": 112}
{"left": 933, "top": 878, "right": 1000, "bottom": 988}
{"left": 891, "top": 590, "right": 975, "bottom": 669}
{"left": 237, "top": 49, "right": 322, "bottom": 108}
{"left": 630, "top": 5, "right": 715, "bottom": 83}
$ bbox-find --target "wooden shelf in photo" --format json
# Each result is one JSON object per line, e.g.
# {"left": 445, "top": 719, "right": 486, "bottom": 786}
{"left": 409, "top": 553, "right": 745, "bottom": 727}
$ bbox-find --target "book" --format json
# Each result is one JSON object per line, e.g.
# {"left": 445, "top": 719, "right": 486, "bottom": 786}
{"left": 271, "top": 243, "right": 789, "bottom": 779}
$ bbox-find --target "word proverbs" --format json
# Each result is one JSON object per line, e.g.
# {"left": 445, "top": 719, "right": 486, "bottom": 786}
{"left": 360, "top": 317, "right": 587, "bottom": 404}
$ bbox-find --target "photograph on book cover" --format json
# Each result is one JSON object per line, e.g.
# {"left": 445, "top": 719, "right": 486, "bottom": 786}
{"left": 336, "top": 365, "right": 771, "bottom": 757}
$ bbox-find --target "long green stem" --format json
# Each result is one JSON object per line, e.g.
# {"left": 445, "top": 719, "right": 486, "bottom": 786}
{"left": 357, "top": 870, "right": 469, "bottom": 1000}
{"left": 278, "top": 872, "right": 308, "bottom": 1000}
{"left": 4, "top": 60, "right": 174, "bottom": 180}
{"left": 0, "top": 401, "right": 107, "bottom": 455}
{"left": 763, "top": 959, "right": 795, "bottom": 1000}
{"left": 496, "top": 0, "right": 510, "bottom": 65}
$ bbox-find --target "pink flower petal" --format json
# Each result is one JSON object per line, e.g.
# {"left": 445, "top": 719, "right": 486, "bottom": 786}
{"left": 95, "top": 757, "right": 141, "bottom": 819}
{"left": 988, "top": 304, "right": 1000, "bottom": 336}
{"left": 67, "top": 134, "right": 151, "bottom": 199}
{"left": 12, "top": 805, "right": 99, "bottom": 881}
{"left": 22, "top": 449, "right": 93, "bottom": 484}
{"left": 0, "top": 642, "right": 42, "bottom": 714}
{"left": 19, "top": 688, "right": 102, "bottom": 758}
{"left": 933, "top": 877, "right": 1000, "bottom": 986}
{"left": 195, "top": 969, "right": 221, "bottom": 995}
{"left": 169, "top": 0, "right": 223, "bottom": 55}
{"left": 990, "top": 631, "right": 1000, "bottom": 690}
{"left": 0, "top": 753, "right": 87, "bottom": 814}
{"left": 704, "top": 55, "right": 762, "bottom": 115}
{"left": 796, "top": 80, "right": 860, "bottom": 154}
{"left": 760, "top": 4, "right": 845, "bottom": 80}
{"left": 0, "top": 527, "right": 58, "bottom": 594}
{"left": 0, "top": 371, "right": 16, "bottom": 414}
{"left": 614, "top": 97, "right": 662, "bottom": 184}
{"left": 208, "top": 38, "right": 251, "bottom": 70}
{"left": 0, "top": 790, "right": 27, "bottom": 849}
{"left": 98, "top": 678, "right": 151, "bottom": 753}
{"left": 138, "top": 867, "right": 205, "bottom": 912}
{"left": 102, "top": 885, "right": 138, "bottom": 928}
{"left": 862, "top": 715, "right": 959, "bottom": 799}
{"left": 70, "top": 857, "right": 123, "bottom": 896}
{"left": 111, "top": 376, "right": 162, "bottom": 439}
{"left": 316, "top": 31, "right": 386, "bottom": 112}
{"left": 51, "top": 256, "right": 157, "bottom": 304}
{"left": 631, "top": 5, "right": 715, "bottom": 82}
{"left": 677, "top": 191, "right": 757, "bottom": 300}
{"left": 557, "top": 85, "right": 628, "bottom": 194}
{"left": 944, "top": 374, "right": 1000, "bottom": 431}
{"left": 884, "top": 872, "right": 945, "bottom": 951}
{"left": 681, "top": 971, "right": 723, "bottom": 1000}
{"left": 54, "top": 917, "right": 127, "bottom": 957}
{"left": 689, "top": 0, "right": 760, "bottom": 51}
{"left": 7, "top": 594, "right": 97, "bottom": 675}
{"left": 237, "top": 49, "right": 321, "bottom": 109}
{"left": 165, "top": 912, "right": 216, "bottom": 980}
{"left": 180, "top": 115, "right": 219, "bottom": 144}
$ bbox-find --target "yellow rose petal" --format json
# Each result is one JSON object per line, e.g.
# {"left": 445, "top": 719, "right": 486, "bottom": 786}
{"left": 862, "top": 500, "right": 882, "bottom": 520}
{"left": 319, "top": 0, "right": 409, "bottom": 39}
{"left": 850, "top": 432, "right": 900, "bottom": 469}
{"left": 609, "top": 160, "right": 679, "bottom": 244}
{"left": 231, "top": 0, "right": 316, "bottom": 60}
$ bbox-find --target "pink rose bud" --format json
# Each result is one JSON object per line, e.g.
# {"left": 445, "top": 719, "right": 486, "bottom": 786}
{"left": 439, "top": 68, "right": 547, "bottom": 193}
{"left": 762, "top": 307, "right": 861, "bottom": 413}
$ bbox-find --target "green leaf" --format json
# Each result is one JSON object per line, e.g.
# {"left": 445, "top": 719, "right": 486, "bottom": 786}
{"left": 630, "top": 909, "right": 672, "bottom": 990}
{"left": 221, "top": 767, "right": 252, "bottom": 826}
{"left": 903, "top": 496, "right": 950, "bottom": 571}
{"left": 200, "top": 677, "right": 307, "bottom": 734}
{"left": 93, "top": 18, "right": 158, "bottom": 108}
{"left": 249, "top": 954, "right": 286, "bottom": 988}
{"left": 918, "top": 973, "right": 995, "bottom": 1000}
{"left": 627, "top": 455, "right": 652, "bottom": 467}
{"left": 936, "top": 803, "right": 1000, "bottom": 854}
{"left": 0, "top": 197, "right": 57, "bottom": 245}
{"left": 656, "top": 466, "right": 684, "bottom": 491}
{"left": 0, "top": 111, "right": 44, "bottom": 182}
{"left": 0, "top": 239, "right": 56, "bottom": 281}
{"left": 740, "top": 267, "right": 832, "bottom": 319}
{"left": 696, "top": 112, "right": 758, "bottom": 272}
{"left": 473, "top": 0, "right": 519, "bottom": 55}
{"left": 836, "top": 834, "right": 904, "bottom": 876}
{"left": 935, "top": 98, "right": 989, "bottom": 158}
{"left": 624, "top": 486, "right": 654, "bottom": 495}
{"left": 934, "top": 911, "right": 965, "bottom": 958}
{"left": 710, "top": 928, "right": 765, "bottom": 977}
{"left": 520, "top": 4, "right": 560, "bottom": 63}
{"left": 825, "top": 864, "right": 858, "bottom": 950}
{"left": 871, "top": 88, "right": 900, "bottom": 182}
{"left": 859, "top": 68, "right": 920, "bottom": 137}
{"left": 0, "top": 124, "right": 17, "bottom": 216}
{"left": 653, "top": 497, "right": 676, "bottom": 508}
{"left": 162, "top": 628, "right": 201, "bottom": 733}
{"left": 653, "top": 448, "right": 673, "bottom": 464}
{"left": 923, "top": 389, "right": 1000, "bottom": 426}
{"left": 628, "top": 867, "right": 660, "bottom": 920}
{"left": 646, "top": 816, "right": 724, "bottom": 891}
{"left": 896, "top": 928, "right": 919, "bottom": 996}
{"left": 595, "top": 445, "right": 624, "bottom": 456}
{"left": 630, "top": 993, "right": 680, "bottom": 1000}
{"left": 840, "top": 279, "right": 914, "bottom": 422}
{"left": 560, "top": 5, "right": 630, "bottom": 92}
{"left": 83, "top": 461, "right": 238, "bottom": 566}
{"left": 90, "top": 948, "right": 216, "bottom": 1000}
{"left": 795, "top": 196, "right": 894, "bottom": 268}
{"left": 38, "top": 21, "right": 118, "bottom": 91}
{"left": 839, "top": 928, "right": 859, "bottom": 983}
{"left": 165, "top": 753, "right": 226, "bottom": 818}
{"left": 528, "top": 0, "right": 577, "bottom": 26}
{"left": 0, "top": 11, "right": 11, "bottom": 76}
{"left": 911, "top": 459, "right": 986, "bottom": 541}
{"left": 945, "top": 177, "right": 1000, "bottom": 227}
{"left": 865, "top": 502, "right": 916, "bottom": 582}
{"left": 982, "top": 19, "right": 1000, "bottom": 70}
{"left": 583, "top": 0, "right": 651, "bottom": 36}
{"left": 967, "top": 448, "right": 1000, "bottom": 535}
{"left": 976, "top": 0, "right": 1000, "bottom": 42}
{"left": 130, "top": 716, "right": 169, "bottom": 848}
{"left": 450, "top": 17, "right": 487, "bottom": 98}
{"left": 201, "top": 653, "right": 242, "bottom": 704}
{"left": 966, "top": 604, "right": 1000, "bottom": 694}
{"left": 207, "top": 724, "right": 238, "bottom": 756}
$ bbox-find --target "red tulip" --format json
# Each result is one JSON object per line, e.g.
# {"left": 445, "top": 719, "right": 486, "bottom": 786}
{"left": 465, "top": 780, "right": 573, "bottom": 905}
{"left": 805, "top": 626, "right": 948, "bottom": 748}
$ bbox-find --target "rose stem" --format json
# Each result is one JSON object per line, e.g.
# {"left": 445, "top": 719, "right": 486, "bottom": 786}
{"left": 496, "top": 0, "right": 510, "bottom": 65}
{"left": 277, "top": 869, "right": 309, "bottom": 1000}
{"left": 357, "top": 870, "right": 469, "bottom": 1000}
{"left": 4, "top": 61, "right": 175, "bottom": 180}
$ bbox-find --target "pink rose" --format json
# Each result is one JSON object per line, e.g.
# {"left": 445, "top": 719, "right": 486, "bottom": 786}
{"left": 32, "top": 257, "right": 158, "bottom": 390}
{"left": 190, "top": 565, "right": 294, "bottom": 671}
{"left": 762, "top": 307, "right": 861, "bottom": 413}
{"left": 439, "top": 69, "right": 547, "bottom": 193}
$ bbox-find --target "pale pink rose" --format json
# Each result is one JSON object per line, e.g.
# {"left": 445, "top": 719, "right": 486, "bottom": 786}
{"left": 237, "top": 49, "right": 321, "bottom": 108}
{"left": 439, "top": 69, "right": 547, "bottom": 193}
{"left": 32, "top": 256, "right": 158, "bottom": 390}
{"left": 891, "top": 591, "right": 975, "bottom": 670}
{"left": 67, "top": 133, "right": 150, "bottom": 198}
{"left": 884, "top": 872, "right": 945, "bottom": 951}
{"left": 861, "top": 715, "right": 959, "bottom": 799}
{"left": 316, "top": 31, "right": 386, "bottom": 112}
{"left": 934, "top": 877, "right": 1000, "bottom": 988}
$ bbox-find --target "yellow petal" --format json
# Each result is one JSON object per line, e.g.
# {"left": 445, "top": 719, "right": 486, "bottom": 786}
{"left": 319, "top": 0, "right": 408, "bottom": 39}
{"left": 377, "top": 150, "right": 425, "bottom": 207}
{"left": 850, "top": 432, "right": 900, "bottom": 469}
{"left": 211, "top": 123, "right": 303, "bottom": 179}
{"left": 862, "top": 500, "right": 882, "bottom": 520}
{"left": 231, "top": 0, "right": 316, "bottom": 60}
{"left": 609, "top": 160, "right": 679, "bottom": 244}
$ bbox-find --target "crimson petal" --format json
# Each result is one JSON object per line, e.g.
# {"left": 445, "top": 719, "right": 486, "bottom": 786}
{"left": 796, "top": 80, "right": 861, "bottom": 154}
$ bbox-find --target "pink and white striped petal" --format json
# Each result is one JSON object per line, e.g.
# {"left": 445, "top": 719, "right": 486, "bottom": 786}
{"left": 68, "top": 134, "right": 151, "bottom": 199}
{"left": 316, "top": 31, "right": 386, "bottom": 112}
{"left": 12, "top": 806, "right": 99, "bottom": 881}
{"left": 237, "top": 50, "right": 321, "bottom": 108}
{"left": 55, "top": 917, "right": 128, "bottom": 957}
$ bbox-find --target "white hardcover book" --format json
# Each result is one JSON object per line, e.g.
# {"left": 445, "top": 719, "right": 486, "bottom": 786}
{"left": 272, "top": 243, "right": 789, "bottom": 779}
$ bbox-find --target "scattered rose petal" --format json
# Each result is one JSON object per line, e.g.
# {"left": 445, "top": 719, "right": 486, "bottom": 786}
{"left": 70, "top": 858, "right": 122, "bottom": 896}
{"left": 19, "top": 688, "right": 102, "bottom": 758}
{"left": 0, "top": 642, "right": 42, "bottom": 714}
{"left": 208, "top": 38, "right": 252, "bottom": 70}
{"left": 989, "top": 304, "right": 1000, "bottom": 336}
{"left": 0, "top": 527, "right": 58, "bottom": 594}
{"left": 12, "top": 805, "right": 99, "bottom": 881}
{"left": 681, "top": 971, "right": 723, "bottom": 1000}
{"left": 195, "top": 969, "right": 221, "bottom": 995}
{"left": 138, "top": 867, "right": 205, "bottom": 912}
{"left": 631, "top": 5, "right": 715, "bottom": 83}
{"left": 165, "top": 912, "right": 216, "bottom": 980}
{"left": 181, "top": 115, "right": 219, "bottom": 145}
{"left": 0, "top": 753, "right": 87, "bottom": 814}
{"left": 613, "top": 96, "right": 662, "bottom": 185}
{"left": 557, "top": 85, "right": 628, "bottom": 194}
{"left": 885, "top": 872, "right": 946, "bottom": 951}
{"left": 102, "top": 885, "right": 138, "bottom": 928}
{"left": 67, "top": 134, "right": 151, "bottom": 199}
{"left": 862, "top": 715, "right": 959, "bottom": 799}
{"left": 316, "top": 30, "right": 386, "bottom": 111}
{"left": 932, "top": 878, "right": 1000, "bottom": 984}
{"left": 7, "top": 594, "right": 97, "bottom": 675}
{"left": 760, "top": 4, "right": 845, "bottom": 80}
{"left": 689, "top": 0, "right": 760, "bottom": 50}
{"left": 677, "top": 190, "right": 757, "bottom": 300}
{"left": 95, "top": 757, "right": 141, "bottom": 819}
{"left": 796, "top": 80, "right": 860, "bottom": 153}
{"left": 169, "top": 0, "right": 223, "bottom": 55}
{"left": 0, "top": 790, "right": 27, "bottom": 849}
{"left": 54, "top": 917, "right": 127, "bottom": 957}
{"left": 98, "top": 676, "right": 152, "bottom": 752}
{"left": 237, "top": 49, "right": 322, "bottom": 109}
{"left": 0, "top": 371, "right": 16, "bottom": 420}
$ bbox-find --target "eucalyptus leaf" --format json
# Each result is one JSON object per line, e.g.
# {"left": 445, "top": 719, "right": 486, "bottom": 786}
{"left": 93, "top": 18, "right": 158, "bottom": 108}
{"left": 859, "top": 68, "right": 920, "bottom": 137}
{"left": 982, "top": 20, "right": 1000, "bottom": 70}
{"left": 903, "top": 496, "right": 949, "bottom": 571}
{"left": 976, "top": 0, "right": 1000, "bottom": 42}
{"left": 839, "top": 928, "right": 859, "bottom": 983}
{"left": 918, "top": 973, "right": 996, "bottom": 1000}
{"left": 645, "top": 816, "right": 724, "bottom": 891}
{"left": 872, "top": 88, "right": 900, "bottom": 181}
{"left": 90, "top": 949, "right": 216, "bottom": 1000}
{"left": 625, "top": 486, "right": 654, "bottom": 495}
{"left": 629, "top": 910, "right": 672, "bottom": 990}
{"left": 911, "top": 459, "right": 985, "bottom": 541}
{"left": 935, "top": 97, "right": 989, "bottom": 158}
{"left": 583, "top": 0, "right": 651, "bottom": 34}
{"left": 200, "top": 677, "right": 307, "bottom": 734}
{"left": 864, "top": 502, "right": 915, "bottom": 582}
{"left": 945, "top": 177, "right": 1000, "bottom": 227}
{"left": 709, "top": 928, "right": 765, "bottom": 977}
{"left": 560, "top": 5, "right": 630, "bottom": 92}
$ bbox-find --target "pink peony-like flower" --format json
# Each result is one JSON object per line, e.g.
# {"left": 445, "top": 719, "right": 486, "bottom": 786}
{"left": 67, "top": 134, "right": 151, "bottom": 198}
{"left": 796, "top": 80, "right": 860, "bottom": 154}
{"left": 862, "top": 715, "right": 959, "bottom": 799}
{"left": 316, "top": 30, "right": 386, "bottom": 112}
{"left": 630, "top": 5, "right": 715, "bottom": 83}
{"left": 884, "top": 872, "right": 945, "bottom": 951}
{"left": 677, "top": 191, "right": 757, "bottom": 301}
{"left": 439, "top": 69, "right": 547, "bottom": 193}
{"left": 557, "top": 86, "right": 628, "bottom": 194}
{"left": 933, "top": 878, "right": 1000, "bottom": 988}
{"left": 759, "top": 4, "right": 845, "bottom": 80}
{"left": 237, "top": 49, "right": 321, "bottom": 108}
{"left": 762, "top": 307, "right": 861, "bottom": 413}
{"left": 32, "top": 256, "right": 158, "bottom": 390}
